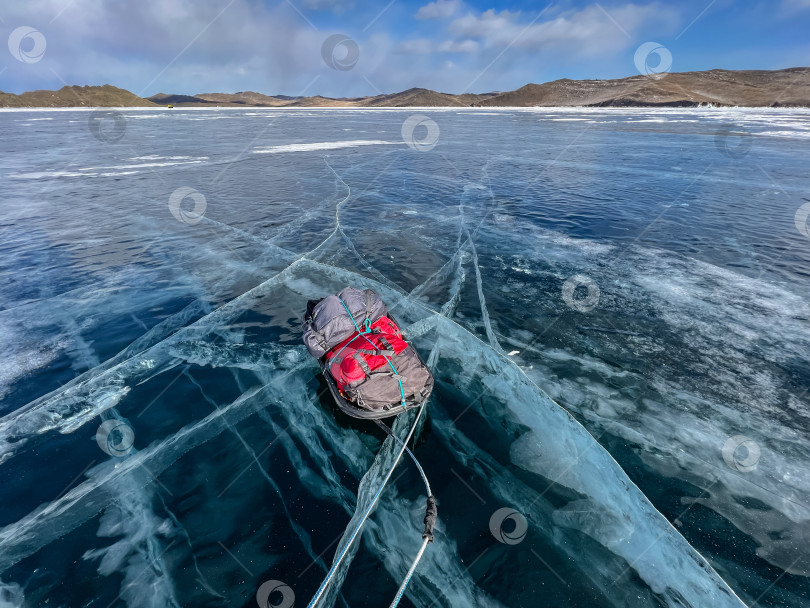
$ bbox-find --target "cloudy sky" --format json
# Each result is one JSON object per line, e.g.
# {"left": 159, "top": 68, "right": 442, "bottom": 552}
{"left": 1, "top": 0, "right": 809, "bottom": 97}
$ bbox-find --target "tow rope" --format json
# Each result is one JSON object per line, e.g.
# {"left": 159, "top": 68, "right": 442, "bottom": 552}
{"left": 375, "top": 419, "right": 437, "bottom": 608}
{"left": 305, "top": 406, "right": 437, "bottom": 608}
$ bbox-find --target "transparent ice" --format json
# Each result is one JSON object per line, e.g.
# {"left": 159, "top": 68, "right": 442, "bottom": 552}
{"left": 1, "top": 107, "right": 808, "bottom": 607}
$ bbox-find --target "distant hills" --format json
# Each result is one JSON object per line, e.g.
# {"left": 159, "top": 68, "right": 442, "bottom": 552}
{"left": 475, "top": 68, "right": 810, "bottom": 108}
{"left": 0, "top": 84, "right": 153, "bottom": 108}
{"left": 147, "top": 87, "right": 502, "bottom": 108}
{"left": 1, "top": 68, "right": 808, "bottom": 108}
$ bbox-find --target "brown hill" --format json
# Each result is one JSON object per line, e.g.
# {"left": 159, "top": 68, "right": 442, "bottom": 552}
{"left": 357, "top": 87, "right": 489, "bottom": 107}
{"left": 477, "top": 68, "right": 810, "bottom": 107}
{"left": 285, "top": 95, "right": 360, "bottom": 107}
{"left": 194, "top": 91, "right": 293, "bottom": 106}
{"left": 0, "top": 85, "right": 156, "bottom": 108}
{"left": 149, "top": 93, "right": 215, "bottom": 106}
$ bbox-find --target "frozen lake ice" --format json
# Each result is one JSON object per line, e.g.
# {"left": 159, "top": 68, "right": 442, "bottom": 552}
{"left": 0, "top": 106, "right": 808, "bottom": 607}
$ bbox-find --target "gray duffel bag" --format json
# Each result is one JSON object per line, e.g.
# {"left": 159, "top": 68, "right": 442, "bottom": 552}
{"left": 302, "top": 287, "right": 388, "bottom": 359}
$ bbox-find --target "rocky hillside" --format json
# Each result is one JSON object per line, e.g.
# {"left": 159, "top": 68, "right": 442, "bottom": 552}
{"left": 358, "top": 87, "right": 500, "bottom": 107}
{"left": 150, "top": 68, "right": 810, "bottom": 108}
{"left": 476, "top": 68, "right": 810, "bottom": 107}
{"left": 149, "top": 91, "right": 296, "bottom": 107}
{"left": 0, "top": 85, "right": 156, "bottom": 108}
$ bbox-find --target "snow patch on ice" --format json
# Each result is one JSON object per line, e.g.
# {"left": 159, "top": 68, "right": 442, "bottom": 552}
{"left": 253, "top": 140, "right": 400, "bottom": 153}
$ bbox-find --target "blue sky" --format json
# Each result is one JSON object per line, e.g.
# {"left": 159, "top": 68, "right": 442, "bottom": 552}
{"left": 1, "top": 0, "right": 809, "bottom": 97}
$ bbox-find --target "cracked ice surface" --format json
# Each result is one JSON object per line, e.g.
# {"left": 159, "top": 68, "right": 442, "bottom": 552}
{"left": 1, "top": 108, "right": 808, "bottom": 607}
{"left": 0, "top": 258, "right": 748, "bottom": 607}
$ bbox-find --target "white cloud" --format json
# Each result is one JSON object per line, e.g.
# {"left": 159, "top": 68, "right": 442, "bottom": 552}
{"left": 781, "top": 0, "right": 810, "bottom": 11}
{"left": 397, "top": 2, "right": 678, "bottom": 71}
{"left": 449, "top": 3, "right": 679, "bottom": 54}
{"left": 395, "top": 38, "right": 436, "bottom": 54}
{"left": 1, "top": 0, "right": 342, "bottom": 96}
{"left": 438, "top": 39, "right": 479, "bottom": 53}
{"left": 396, "top": 37, "right": 478, "bottom": 54}
{"left": 301, "top": 0, "right": 355, "bottom": 11}
{"left": 416, "top": 0, "right": 464, "bottom": 20}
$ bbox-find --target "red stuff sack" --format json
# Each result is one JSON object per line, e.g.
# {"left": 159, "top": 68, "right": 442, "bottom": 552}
{"left": 324, "top": 316, "right": 433, "bottom": 412}
{"left": 326, "top": 316, "right": 407, "bottom": 391}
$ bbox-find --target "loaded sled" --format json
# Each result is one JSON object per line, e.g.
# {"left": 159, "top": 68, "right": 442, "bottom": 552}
{"left": 303, "top": 287, "right": 434, "bottom": 419}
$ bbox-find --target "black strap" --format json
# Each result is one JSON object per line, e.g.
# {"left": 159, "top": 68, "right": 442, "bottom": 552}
{"left": 379, "top": 336, "right": 396, "bottom": 352}
{"left": 423, "top": 495, "right": 438, "bottom": 542}
{"left": 304, "top": 298, "right": 323, "bottom": 322}
{"left": 352, "top": 353, "right": 371, "bottom": 374}
{"left": 354, "top": 348, "right": 395, "bottom": 356}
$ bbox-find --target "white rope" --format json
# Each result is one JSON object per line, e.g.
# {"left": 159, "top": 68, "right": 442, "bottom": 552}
{"left": 373, "top": 421, "right": 434, "bottom": 608}
{"left": 388, "top": 536, "right": 431, "bottom": 608}
{"left": 375, "top": 420, "right": 432, "bottom": 497}
{"left": 306, "top": 404, "right": 426, "bottom": 608}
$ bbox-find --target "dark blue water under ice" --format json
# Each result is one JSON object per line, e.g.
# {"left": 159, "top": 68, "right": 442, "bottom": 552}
{"left": 0, "top": 107, "right": 809, "bottom": 608}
